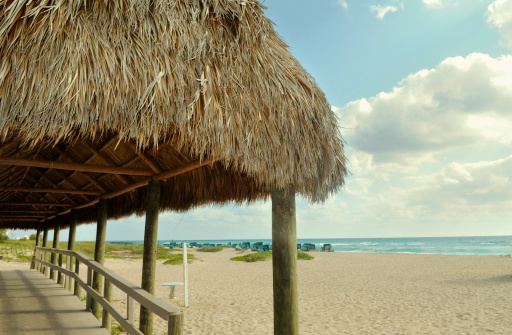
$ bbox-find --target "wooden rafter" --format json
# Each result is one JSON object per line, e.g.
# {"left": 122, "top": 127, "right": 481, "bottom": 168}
{"left": 0, "top": 157, "right": 155, "bottom": 176}
{"left": 58, "top": 158, "right": 217, "bottom": 215}
{"left": 125, "top": 142, "right": 162, "bottom": 174}
{"left": 26, "top": 171, "right": 76, "bottom": 206}
{"left": 0, "top": 202, "right": 73, "bottom": 207}
{"left": 0, "top": 218, "right": 40, "bottom": 222}
{"left": 53, "top": 147, "right": 107, "bottom": 193}
{"left": 0, "top": 186, "right": 101, "bottom": 195}
{"left": 0, "top": 209, "right": 56, "bottom": 214}
{"left": 81, "top": 141, "right": 131, "bottom": 185}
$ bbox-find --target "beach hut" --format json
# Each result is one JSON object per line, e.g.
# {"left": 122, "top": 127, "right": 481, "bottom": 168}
{"left": 0, "top": 1, "right": 347, "bottom": 334}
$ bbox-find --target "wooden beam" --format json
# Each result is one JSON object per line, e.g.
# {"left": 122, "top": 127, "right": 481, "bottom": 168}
{"left": 0, "top": 202, "right": 73, "bottom": 207}
{"left": 0, "top": 186, "right": 101, "bottom": 195}
{"left": 0, "top": 217, "right": 40, "bottom": 221}
{"left": 0, "top": 209, "right": 56, "bottom": 214}
{"left": 0, "top": 215, "right": 45, "bottom": 219}
{"left": 67, "top": 210, "right": 77, "bottom": 291}
{"left": 272, "top": 186, "right": 298, "bottom": 335}
{"left": 140, "top": 180, "right": 161, "bottom": 334}
{"left": 0, "top": 157, "right": 155, "bottom": 176}
{"left": 92, "top": 198, "right": 108, "bottom": 319}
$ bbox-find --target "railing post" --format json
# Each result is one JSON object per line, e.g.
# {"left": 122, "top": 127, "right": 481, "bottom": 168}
{"left": 51, "top": 219, "right": 60, "bottom": 281}
{"left": 127, "top": 295, "right": 134, "bottom": 324}
{"left": 102, "top": 279, "right": 112, "bottom": 331}
{"left": 65, "top": 255, "right": 71, "bottom": 290}
{"left": 168, "top": 313, "right": 183, "bottom": 335}
{"left": 74, "top": 258, "right": 81, "bottom": 297}
{"left": 86, "top": 267, "right": 93, "bottom": 311}
{"left": 58, "top": 252, "right": 64, "bottom": 286}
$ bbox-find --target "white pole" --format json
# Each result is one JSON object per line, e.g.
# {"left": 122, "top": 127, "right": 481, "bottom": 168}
{"left": 183, "top": 243, "right": 188, "bottom": 307}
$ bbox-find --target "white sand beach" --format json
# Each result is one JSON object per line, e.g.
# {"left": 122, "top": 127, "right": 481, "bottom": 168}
{"left": 3, "top": 250, "right": 512, "bottom": 334}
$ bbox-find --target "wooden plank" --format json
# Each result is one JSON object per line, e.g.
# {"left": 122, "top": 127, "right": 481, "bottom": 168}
{"left": 271, "top": 186, "right": 298, "bottom": 335}
{"left": 36, "top": 247, "right": 181, "bottom": 318}
{"left": 0, "top": 186, "right": 101, "bottom": 195}
{"left": 76, "top": 276, "right": 143, "bottom": 335}
{"left": 0, "top": 157, "right": 155, "bottom": 176}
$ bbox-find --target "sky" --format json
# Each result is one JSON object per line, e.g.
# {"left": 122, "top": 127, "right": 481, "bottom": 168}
{"left": 11, "top": 0, "right": 512, "bottom": 241}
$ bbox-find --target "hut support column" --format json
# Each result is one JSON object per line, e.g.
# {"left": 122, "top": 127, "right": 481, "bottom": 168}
{"left": 35, "top": 226, "right": 41, "bottom": 247}
{"left": 67, "top": 210, "right": 77, "bottom": 291}
{"left": 91, "top": 199, "right": 108, "bottom": 319}
{"left": 139, "top": 180, "right": 161, "bottom": 335}
{"left": 31, "top": 225, "right": 42, "bottom": 269}
{"left": 272, "top": 186, "right": 298, "bottom": 335}
{"left": 50, "top": 219, "right": 60, "bottom": 281}
{"left": 42, "top": 224, "right": 49, "bottom": 275}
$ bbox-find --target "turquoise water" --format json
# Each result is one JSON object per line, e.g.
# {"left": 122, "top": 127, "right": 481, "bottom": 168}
{"left": 107, "top": 236, "right": 512, "bottom": 256}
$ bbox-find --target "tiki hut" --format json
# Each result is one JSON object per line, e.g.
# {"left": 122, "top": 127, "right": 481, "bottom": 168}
{"left": 0, "top": 0, "right": 347, "bottom": 333}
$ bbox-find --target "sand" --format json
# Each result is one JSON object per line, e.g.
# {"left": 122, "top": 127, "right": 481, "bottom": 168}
{"left": 3, "top": 250, "right": 512, "bottom": 334}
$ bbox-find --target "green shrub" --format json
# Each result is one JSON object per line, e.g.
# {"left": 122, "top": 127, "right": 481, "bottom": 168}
{"left": 111, "top": 321, "right": 126, "bottom": 335}
{"left": 231, "top": 252, "right": 272, "bottom": 262}
{"left": 197, "top": 246, "right": 223, "bottom": 252}
{"left": 297, "top": 252, "right": 315, "bottom": 260}
{"left": 163, "top": 253, "right": 196, "bottom": 265}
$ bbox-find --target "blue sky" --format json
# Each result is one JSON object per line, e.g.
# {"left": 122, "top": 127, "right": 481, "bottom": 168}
{"left": 12, "top": 0, "right": 512, "bottom": 241}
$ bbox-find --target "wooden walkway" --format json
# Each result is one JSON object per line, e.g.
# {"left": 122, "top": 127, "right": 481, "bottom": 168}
{"left": 0, "top": 269, "right": 109, "bottom": 335}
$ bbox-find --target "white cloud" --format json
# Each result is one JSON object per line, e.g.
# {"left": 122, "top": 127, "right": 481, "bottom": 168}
{"left": 487, "top": 0, "right": 512, "bottom": 49}
{"left": 391, "top": 155, "right": 512, "bottom": 219}
{"left": 337, "top": 0, "right": 349, "bottom": 10}
{"left": 370, "top": 5, "right": 398, "bottom": 20}
{"left": 423, "top": 0, "right": 444, "bottom": 9}
{"left": 339, "top": 53, "right": 512, "bottom": 165}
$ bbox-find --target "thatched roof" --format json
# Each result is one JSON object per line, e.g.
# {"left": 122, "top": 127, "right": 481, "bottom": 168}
{"left": 0, "top": 0, "right": 346, "bottom": 230}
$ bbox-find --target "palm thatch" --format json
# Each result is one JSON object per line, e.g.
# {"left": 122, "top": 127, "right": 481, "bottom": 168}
{"left": 0, "top": 0, "right": 347, "bottom": 229}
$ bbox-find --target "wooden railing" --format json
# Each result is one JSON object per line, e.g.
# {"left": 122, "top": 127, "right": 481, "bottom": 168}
{"left": 33, "top": 246, "right": 183, "bottom": 335}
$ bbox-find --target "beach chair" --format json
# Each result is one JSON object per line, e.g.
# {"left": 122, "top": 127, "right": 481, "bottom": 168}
{"left": 321, "top": 244, "right": 334, "bottom": 252}
{"left": 241, "top": 242, "right": 251, "bottom": 249}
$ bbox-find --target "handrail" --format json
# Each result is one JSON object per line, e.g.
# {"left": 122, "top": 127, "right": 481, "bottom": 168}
{"left": 34, "top": 246, "right": 183, "bottom": 335}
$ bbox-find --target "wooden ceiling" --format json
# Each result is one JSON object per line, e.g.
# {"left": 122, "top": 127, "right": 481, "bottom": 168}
{"left": 0, "top": 135, "right": 214, "bottom": 229}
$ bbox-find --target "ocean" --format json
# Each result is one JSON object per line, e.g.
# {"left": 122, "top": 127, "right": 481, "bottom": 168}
{"left": 107, "top": 235, "right": 512, "bottom": 256}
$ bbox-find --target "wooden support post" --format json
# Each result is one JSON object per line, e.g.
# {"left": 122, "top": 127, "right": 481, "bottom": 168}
{"left": 102, "top": 279, "right": 112, "bottom": 331}
{"left": 92, "top": 198, "right": 108, "bottom": 319}
{"left": 139, "top": 180, "right": 161, "bottom": 335}
{"left": 168, "top": 313, "right": 184, "bottom": 335}
{"left": 272, "top": 186, "right": 298, "bottom": 335}
{"left": 183, "top": 243, "right": 188, "bottom": 307}
{"left": 41, "top": 225, "right": 49, "bottom": 274}
{"left": 67, "top": 210, "right": 77, "bottom": 291}
{"left": 35, "top": 226, "right": 41, "bottom": 247}
{"left": 31, "top": 225, "right": 42, "bottom": 269}
{"left": 50, "top": 219, "right": 60, "bottom": 281}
